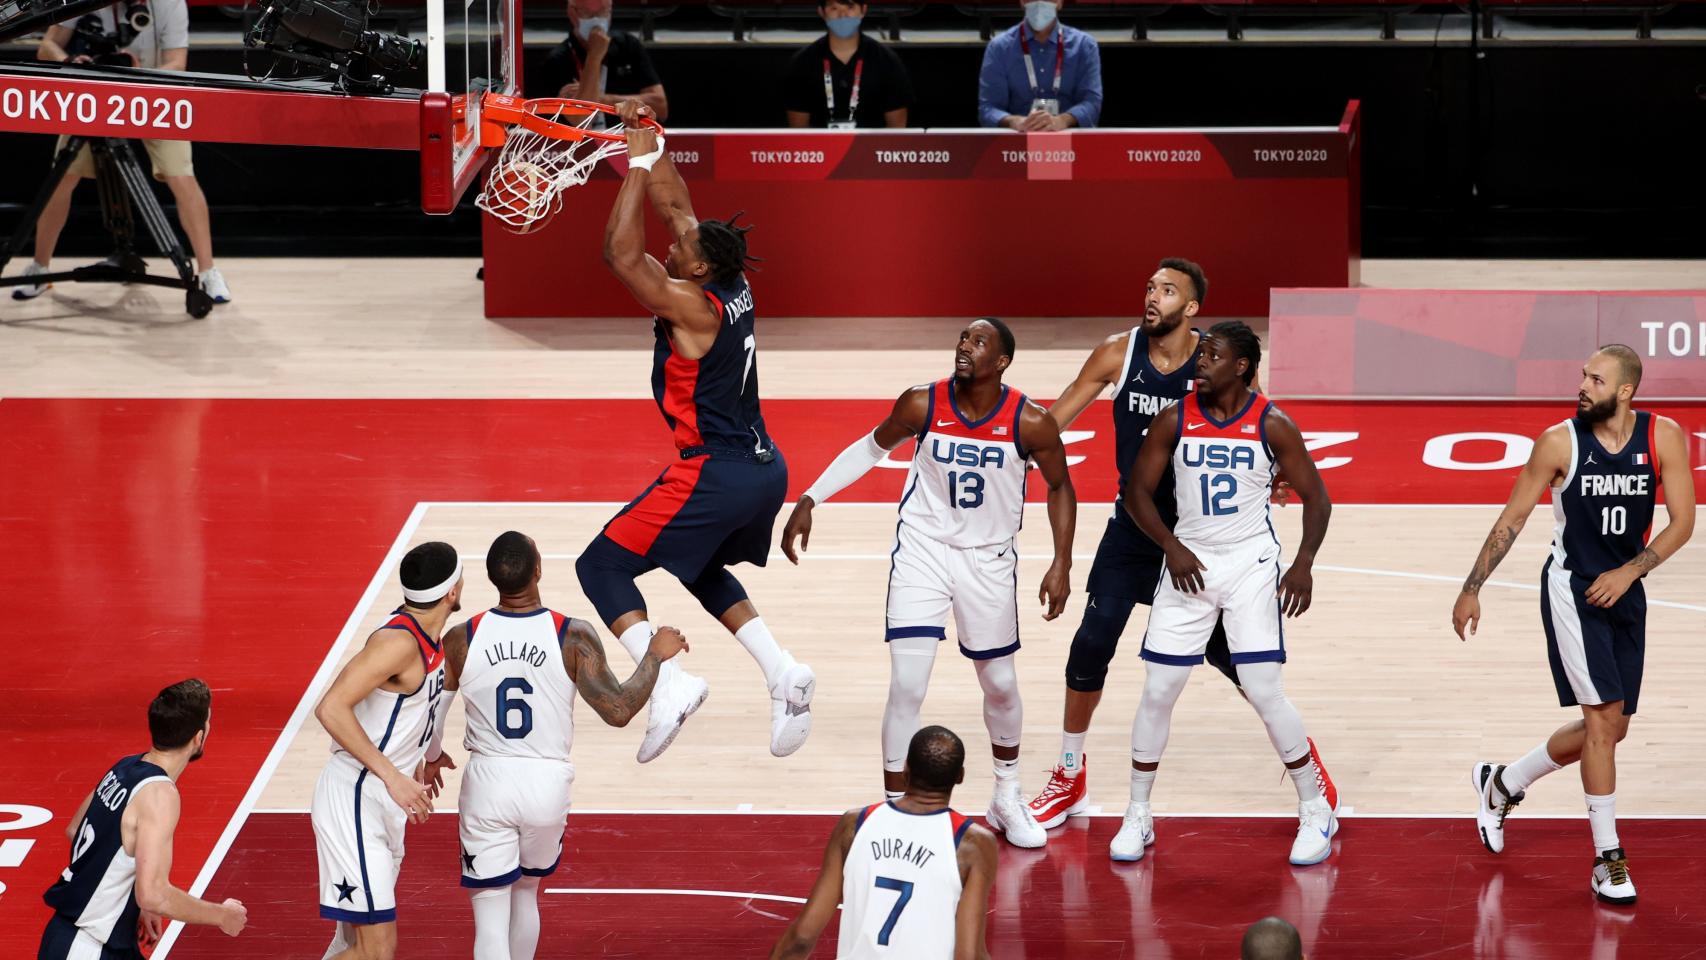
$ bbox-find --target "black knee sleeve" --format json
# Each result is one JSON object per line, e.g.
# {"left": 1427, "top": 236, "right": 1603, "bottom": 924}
{"left": 1064, "top": 594, "right": 1138, "bottom": 692}
{"left": 574, "top": 534, "right": 652, "bottom": 627}
{"left": 683, "top": 566, "right": 750, "bottom": 620}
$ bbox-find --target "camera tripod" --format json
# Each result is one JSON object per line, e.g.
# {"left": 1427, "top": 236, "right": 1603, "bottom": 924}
{"left": 1, "top": 136, "right": 214, "bottom": 318}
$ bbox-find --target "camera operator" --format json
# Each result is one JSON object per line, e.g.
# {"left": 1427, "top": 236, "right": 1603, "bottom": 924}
{"left": 12, "top": 0, "right": 231, "bottom": 304}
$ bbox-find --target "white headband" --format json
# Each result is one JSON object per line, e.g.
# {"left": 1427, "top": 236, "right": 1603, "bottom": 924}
{"left": 402, "top": 558, "right": 462, "bottom": 605}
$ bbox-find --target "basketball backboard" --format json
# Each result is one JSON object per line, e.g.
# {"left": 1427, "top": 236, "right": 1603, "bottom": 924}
{"left": 421, "top": 0, "right": 523, "bottom": 213}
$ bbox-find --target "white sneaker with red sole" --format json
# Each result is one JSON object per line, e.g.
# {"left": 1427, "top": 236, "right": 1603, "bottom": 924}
{"left": 1028, "top": 758, "right": 1090, "bottom": 829}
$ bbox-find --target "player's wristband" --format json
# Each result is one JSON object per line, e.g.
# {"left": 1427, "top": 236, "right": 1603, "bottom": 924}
{"left": 628, "top": 135, "right": 666, "bottom": 172}
{"left": 803, "top": 430, "right": 887, "bottom": 505}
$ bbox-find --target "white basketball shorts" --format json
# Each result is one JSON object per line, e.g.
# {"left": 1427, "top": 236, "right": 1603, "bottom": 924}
{"left": 885, "top": 521, "right": 1020, "bottom": 660}
{"left": 1140, "top": 537, "right": 1286, "bottom": 667}
{"left": 458, "top": 754, "right": 575, "bottom": 888}
{"left": 311, "top": 757, "right": 407, "bottom": 925}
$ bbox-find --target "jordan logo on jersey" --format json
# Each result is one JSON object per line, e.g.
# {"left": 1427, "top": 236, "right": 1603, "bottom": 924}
{"left": 929, "top": 438, "right": 1007, "bottom": 469}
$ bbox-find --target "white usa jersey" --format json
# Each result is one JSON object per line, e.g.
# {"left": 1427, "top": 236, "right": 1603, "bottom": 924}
{"left": 839, "top": 801, "right": 973, "bottom": 960}
{"left": 1171, "top": 391, "right": 1280, "bottom": 547}
{"left": 459, "top": 608, "right": 578, "bottom": 762}
{"left": 898, "top": 380, "right": 1031, "bottom": 549}
{"left": 332, "top": 610, "right": 447, "bottom": 775}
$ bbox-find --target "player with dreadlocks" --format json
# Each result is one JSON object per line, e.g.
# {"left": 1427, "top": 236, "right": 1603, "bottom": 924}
{"left": 584, "top": 99, "right": 818, "bottom": 766}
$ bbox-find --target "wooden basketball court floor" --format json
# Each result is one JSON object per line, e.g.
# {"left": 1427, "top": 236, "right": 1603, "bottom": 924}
{"left": 2, "top": 257, "right": 1703, "bottom": 958}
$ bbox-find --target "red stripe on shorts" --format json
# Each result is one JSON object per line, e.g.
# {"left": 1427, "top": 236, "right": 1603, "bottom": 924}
{"left": 603, "top": 457, "right": 707, "bottom": 557}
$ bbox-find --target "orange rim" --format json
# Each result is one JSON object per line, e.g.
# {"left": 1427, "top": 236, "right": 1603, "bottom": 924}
{"left": 478, "top": 93, "right": 665, "bottom": 148}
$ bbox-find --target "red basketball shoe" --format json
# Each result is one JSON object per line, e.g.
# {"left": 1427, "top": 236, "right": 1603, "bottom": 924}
{"left": 1028, "top": 757, "right": 1089, "bottom": 829}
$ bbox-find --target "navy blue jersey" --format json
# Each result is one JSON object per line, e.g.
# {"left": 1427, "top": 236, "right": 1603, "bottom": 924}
{"left": 651, "top": 274, "right": 774, "bottom": 455}
{"left": 1110, "top": 327, "right": 1201, "bottom": 548}
{"left": 42, "top": 755, "right": 172, "bottom": 952}
{"left": 1550, "top": 412, "right": 1660, "bottom": 580}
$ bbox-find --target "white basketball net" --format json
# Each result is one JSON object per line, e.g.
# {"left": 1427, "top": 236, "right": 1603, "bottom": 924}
{"left": 476, "top": 105, "right": 627, "bottom": 231}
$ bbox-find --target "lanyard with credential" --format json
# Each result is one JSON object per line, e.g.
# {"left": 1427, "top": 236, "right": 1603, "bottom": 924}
{"left": 823, "top": 57, "right": 863, "bottom": 122}
{"left": 1018, "top": 27, "right": 1064, "bottom": 99}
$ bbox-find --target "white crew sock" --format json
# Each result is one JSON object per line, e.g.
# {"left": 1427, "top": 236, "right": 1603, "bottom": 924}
{"left": 1586, "top": 792, "right": 1620, "bottom": 854}
{"left": 1061, "top": 731, "right": 1087, "bottom": 777}
{"left": 734, "top": 616, "right": 787, "bottom": 691}
{"left": 1287, "top": 758, "right": 1323, "bottom": 802}
{"left": 993, "top": 755, "right": 1020, "bottom": 789}
{"left": 1130, "top": 767, "right": 1157, "bottom": 804}
{"left": 1501, "top": 743, "right": 1563, "bottom": 794}
{"left": 616, "top": 620, "right": 654, "bottom": 664}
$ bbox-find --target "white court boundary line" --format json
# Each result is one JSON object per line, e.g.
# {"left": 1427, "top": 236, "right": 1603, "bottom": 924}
{"left": 154, "top": 503, "right": 429, "bottom": 959}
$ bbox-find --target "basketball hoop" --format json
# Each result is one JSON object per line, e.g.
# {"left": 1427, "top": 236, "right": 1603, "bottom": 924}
{"left": 474, "top": 95, "right": 664, "bottom": 232}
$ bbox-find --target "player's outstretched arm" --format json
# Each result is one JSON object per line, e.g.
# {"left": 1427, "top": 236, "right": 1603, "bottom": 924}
{"left": 782, "top": 386, "right": 931, "bottom": 563}
{"left": 313, "top": 630, "right": 433, "bottom": 822}
{"left": 770, "top": 809, "right": 858, "bottom": 960}
{"left": 131, "top": 782, "right": 247, "bottom": 936}
{"left": 562, "top": 618, "right": 687, "bottom": 727}
{"left": 602, "top": 119, "right": 716, "bottom": 326}
{"left": 1046, "top": 332, "right": 1127, "bottom": 431}
{"left": 954, "top": 825, "right": 999, "bottom": 960}
{"left": 615, "top": 101, "right": 696, "bottom": 236}
{"left": 1123, "top": 403, "right": 1204, "bottom": 593}
{"left": 1021, "top": 401, "right": 1076, "bottom": 620}
{"left": 1584, "top": 416, "right": 1698, "bottom": 608}
{"left": 1264, "top": 406, "right": 1332, "bottom": 618}
{"left": 1452, "top": 424, "right": 1570, "bottom": 639}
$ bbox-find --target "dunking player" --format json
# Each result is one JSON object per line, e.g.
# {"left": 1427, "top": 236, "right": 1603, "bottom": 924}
{"left": 38, "top": 679, "right": 246, "bottom": 960}
{"left": 770, "top": 726, "right": 999, "bottom": 960}
{"left": 578, "top": 99, "right": 816, "bottom": 764}
{"left": 1026, "top": 259, "right": 1335, "bottom": 830}
{"left": 437, "top": 531, "right": 688, "bottom": 960}
{"left": 1121, "top": 321, "right": 1337, "bottom": 865}
{"left": 310, "top": 542, "right": 459, "bottom": 960}
{"left": 1452, "top": 345, "right": 1694, "bottom": 906}
{"left": 782, "top": 317, "right": 1075, "bottom": 848}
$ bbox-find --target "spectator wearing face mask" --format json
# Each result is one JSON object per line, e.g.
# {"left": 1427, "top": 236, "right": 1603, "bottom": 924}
{"left": 534, "top": 0, "right": 668, "bottom": 120}
{"left": 782, "top": 0, "right": 914, "bottom": 128}
{"left": 977, "top": 0, "right": 1101, "bottom": 131}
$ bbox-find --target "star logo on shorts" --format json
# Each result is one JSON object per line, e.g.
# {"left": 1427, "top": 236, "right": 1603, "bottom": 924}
{"left": 335, "top": 878, "right": 357, "bottom": 903}
{"left": 461, "top": 847, "right": 477, "bottom": 874}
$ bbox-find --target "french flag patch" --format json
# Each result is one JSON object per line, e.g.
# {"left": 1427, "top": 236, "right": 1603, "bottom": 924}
{"left": 1634, "top": 453, "right": 1648, "bottom": 465}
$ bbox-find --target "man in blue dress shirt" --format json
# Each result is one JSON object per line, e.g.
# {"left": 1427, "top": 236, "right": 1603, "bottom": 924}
{"left": 977, "top": 0, "right": 1103, "bottom": 131}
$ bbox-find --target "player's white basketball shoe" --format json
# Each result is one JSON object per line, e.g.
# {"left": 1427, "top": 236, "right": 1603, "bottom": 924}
{"left": 1109, "top": 801, "right": 1156, "bottom": 862}
{"left": 1591, "top": 848, "right": 1637, "bottom": 905}
{"left": 987, "top": 784, "right": 1047, "bottom": 848}
{"left": 1471, "top": 761, "right": 1525, "bottom": 854}
{"left": 635, "top": 662, "right": 709, "bottom": 764}
{"left": 10, "top": 260, "right": 50, "bottom": 300}
{"left": 768, "top": 654, "right": 816, "bottom": 758}
{"left": 1289, "top": 795, "right": 1337, "bottom": 865}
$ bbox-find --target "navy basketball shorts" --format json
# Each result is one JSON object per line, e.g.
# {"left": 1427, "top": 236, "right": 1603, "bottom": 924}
{"left": 1541, "top": 556, "right": 1646, "bottom": 715}
{"left": 1071, "top": 511, "right": 1237, "bottom": 686}
{"left": 602, "top": 449, "right": 788, "bottom": 582}
{"left": 38, "top": 914, "right": 140, "bottom": 960}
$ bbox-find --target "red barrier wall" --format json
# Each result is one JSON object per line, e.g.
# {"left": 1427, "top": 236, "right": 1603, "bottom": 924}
{"left": 1269, "top": 289, "right": 1706, "bottom": 400}
{"left": 481, "top": 114, "right": 1360, "bottom": 319}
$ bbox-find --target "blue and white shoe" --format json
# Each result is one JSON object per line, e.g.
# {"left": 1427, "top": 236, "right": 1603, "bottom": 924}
{"left": 1290, "top": 795, "right": 1337, "bottom": 865}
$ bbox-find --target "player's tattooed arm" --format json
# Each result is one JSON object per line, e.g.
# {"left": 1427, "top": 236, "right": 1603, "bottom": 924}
{"left": 1453, "top": 425, "right": 1568, "bottom": 638}
{"left": 562, "top": 618, "right": 687, "bottom": 727}
{"left": 441, "top": 622, "right": 468, "bottom": 691}
{"left": 1634, "top": 415, "right": 1698, "bottom": 572}
{"left": 770, "top": 810, "right": 858, "bottom": 960}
